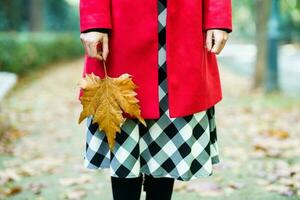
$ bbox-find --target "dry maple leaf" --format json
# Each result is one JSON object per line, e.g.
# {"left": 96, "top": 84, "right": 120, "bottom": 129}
{"left": 78, "top": 60, "right": 146, "bottom": 151}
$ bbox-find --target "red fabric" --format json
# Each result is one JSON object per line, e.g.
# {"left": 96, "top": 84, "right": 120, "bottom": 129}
{"left": 78, "top": 0, "right": 232, "bottom": 119}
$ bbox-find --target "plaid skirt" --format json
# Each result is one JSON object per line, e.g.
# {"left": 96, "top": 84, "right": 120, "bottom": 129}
{"left": 83, "top": 0, "right": 220, "bottom": 182}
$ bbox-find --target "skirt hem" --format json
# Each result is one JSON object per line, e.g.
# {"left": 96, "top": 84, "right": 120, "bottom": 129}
{"left": 83, "top": 159, "right": 221, "bottom": 181}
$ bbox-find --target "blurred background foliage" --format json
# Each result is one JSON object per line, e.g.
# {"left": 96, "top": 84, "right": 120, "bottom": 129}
{"left": 0, "top": 0, "right": 78, "bottom": 31}
{"left": 232, "top": 0, "right": 300, "bottom": 42}
{"left": 0, "top": 32, "right": 82, "bottom": 75}
{"left": 0, "top": 0, "right": 82, "bottom": 76}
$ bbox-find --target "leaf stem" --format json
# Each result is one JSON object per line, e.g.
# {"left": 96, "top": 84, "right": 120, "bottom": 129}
{"left": 102, "top": 59, "right": 107, "bottom": 77}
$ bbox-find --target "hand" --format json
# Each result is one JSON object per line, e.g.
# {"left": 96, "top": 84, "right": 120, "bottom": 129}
{"left": 80, "top": 31, "right": 109, "bottom": 61}
{"left": 205, "top": 29, "right": 228, "bottom": 55}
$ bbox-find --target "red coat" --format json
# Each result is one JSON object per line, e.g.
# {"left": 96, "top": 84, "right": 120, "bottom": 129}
{"left": 78, "top": 0, "right": 232, "bottom": 119}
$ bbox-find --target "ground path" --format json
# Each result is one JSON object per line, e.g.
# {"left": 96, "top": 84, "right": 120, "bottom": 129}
{"left": 0, "top": 57, "right": 299, "bottom": 200}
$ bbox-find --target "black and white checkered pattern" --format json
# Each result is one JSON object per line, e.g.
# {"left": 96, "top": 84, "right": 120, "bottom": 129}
{"left": 83, "top": 0, "right": 220, "bottom": 181}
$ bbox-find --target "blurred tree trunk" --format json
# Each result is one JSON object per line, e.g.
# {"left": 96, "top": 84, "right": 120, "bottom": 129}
{"left": 0, "top": 0, "right": 22, "bottom": 30}
{"left": 29, "top": 0, "right": 43, "bottom": 31}
{"left": 253, "top": 0, "right": 271, "bottom": 89}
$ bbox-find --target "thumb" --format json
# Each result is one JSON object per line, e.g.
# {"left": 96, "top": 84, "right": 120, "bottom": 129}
{"left": 102, "top": 36, "right": 109, "bottom": 61}
{"left": 206, "top": 30, "right": 213, "bottom": 51}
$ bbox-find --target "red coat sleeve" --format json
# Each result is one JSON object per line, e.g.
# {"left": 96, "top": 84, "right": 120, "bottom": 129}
{"left": 79, "top": 0, "right": 112, "bottom": 33}
{"left": 203, "top": 0, "right": 233, "bottom": 33}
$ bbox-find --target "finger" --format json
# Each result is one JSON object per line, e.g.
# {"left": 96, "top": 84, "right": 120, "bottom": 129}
{"left": 102, "top": 36, "right": 109, "bottom": 61}
{"left": 80, "top": 33, "right": 85, "bottom": 43}
{"left": 83, "top": 42, "right": 91, "bottom": 57}
{"left": 223, "top": 32, "right": 229, "bottom": 42}
{"left": 210, "top": 33, "right": 223, "bottom": 54}
{"left": 218, "top": 39, "right": 226, "bottom": 53}
{"left": 80, "top": 34, "right": 89, "bottom": 54}
{"left": 95, "top": 48, "right": 103, "bottom": 60}
{"left": 87, "top": 42, "right": 99, "bottom": 58}
{"left": 215, "top": 33, "right": 228, "bottom": 54}
{"left": 206, "top": 30, "right": 213, "bottom": 51}
{"left": 86, "top": 42, "right": 93, "bottom": 57}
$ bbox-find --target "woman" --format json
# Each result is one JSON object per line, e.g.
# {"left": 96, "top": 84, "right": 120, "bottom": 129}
{"left": 79, "top": 0, "right": 232, "bottom": 199}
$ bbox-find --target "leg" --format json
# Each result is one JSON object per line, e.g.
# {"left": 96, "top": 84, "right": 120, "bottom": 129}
{"left": 111, "top": 174, "right": 143, "bottom": 200}
{"left": 143, "top": 174, "right": 175, "bottom": 200}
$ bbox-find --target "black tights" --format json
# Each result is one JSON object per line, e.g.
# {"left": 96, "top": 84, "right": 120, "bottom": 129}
{"left": 111, "top": 173, "right": 175, "bottom": 200}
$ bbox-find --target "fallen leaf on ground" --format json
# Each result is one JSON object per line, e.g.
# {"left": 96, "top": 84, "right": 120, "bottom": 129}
{"left": 264, "top": 129, "right": 289, "bottom": 139}
{"left": 59, "top": 175, "right": 92, "bottom": 186}
{"left": 61, "top": 189, "right": 86, "bottom": 200}
{"left": 2, "top": 185, "right": 22, "bottom": 196}
{"left": 185, "top": 180, "right": 224, "bottom": 197}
